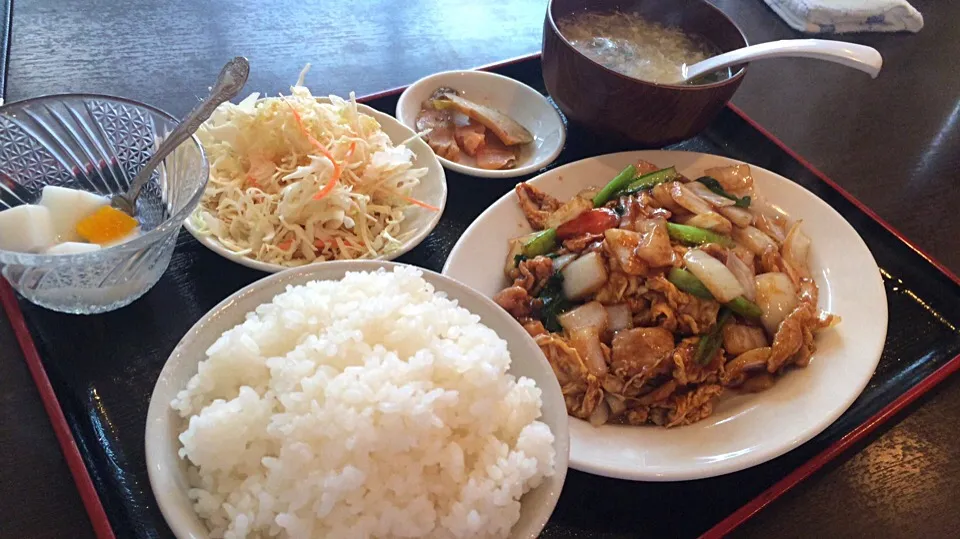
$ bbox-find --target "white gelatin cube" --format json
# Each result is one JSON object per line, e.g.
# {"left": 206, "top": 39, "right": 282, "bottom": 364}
{"left": 39, "top": 186, "right": 109, "bottom": 242}
{"left": 0, "top": 204, "right": 58, "bottom": 252}
{"left": 45, "top": 242, "right": 102, "bottom": 255}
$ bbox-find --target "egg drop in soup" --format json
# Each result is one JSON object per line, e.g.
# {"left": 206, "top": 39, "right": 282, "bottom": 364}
{"left": 558, "top": 11, "right": 729, "bottom": 85}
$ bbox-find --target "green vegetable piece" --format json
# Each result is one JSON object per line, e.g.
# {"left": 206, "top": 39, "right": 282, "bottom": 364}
{"left": 592, "top": 165, "right": 637, "bottom": 207}
{"left": 696, "top": 176, "right": 751, "bottom": 208}
{"left": 669, "top": 268, "right": 763, "bottom": 320}
{"left": 537, "top": 272, "right": 571, "bottom": 332}
{"left": 666, "top": 222, "right": 735, "bottom": 248}
{"left": 695, "top": 309, "right": 733, "bottom": 365}
{"left": 695, "top": 176, "right": 726, "bottom": 194}
{"left": 621, "top": 167, "right": 678, "bottom": 195}
{"left": 727, "top": 296, "right": 763, "bottom": 319}
{"left": 667, "top": 268, "right": 714, "bottom": 299}
{"left": 521, "top": 228, "right": 558, "bottom": 257}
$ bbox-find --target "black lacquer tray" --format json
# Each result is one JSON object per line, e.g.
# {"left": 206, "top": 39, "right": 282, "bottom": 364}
{"left": 0, "top": 0, "right": 10, "bottom": 100}
{"left": 4, "top": 55, "right": 960, "bottom": 539}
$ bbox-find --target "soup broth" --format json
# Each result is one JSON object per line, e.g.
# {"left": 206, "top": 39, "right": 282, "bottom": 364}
{"left": 558, "top": 11, "right": 730, "bottom": 85}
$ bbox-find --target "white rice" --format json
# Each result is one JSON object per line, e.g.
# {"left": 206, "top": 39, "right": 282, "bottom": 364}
{"left": 172, "top": 267, "right": 556, "bottom": 539}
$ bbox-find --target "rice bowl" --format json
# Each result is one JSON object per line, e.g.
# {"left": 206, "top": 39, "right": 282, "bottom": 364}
{"left": 145, "top": 261, "right": 569, "bottom": 539}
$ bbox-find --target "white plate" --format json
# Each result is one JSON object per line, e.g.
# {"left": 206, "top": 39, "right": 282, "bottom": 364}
{"left": 145, "top": 260, "right": 569, "bottom": 538}
{"left": 442, "top": 150, "right": 887, "bottom": 481}
{"left": 396, "top": 70, "right": 566, "bottom": 179}
{"left": 184, "top": 100, "right": 447, "bottom": 273}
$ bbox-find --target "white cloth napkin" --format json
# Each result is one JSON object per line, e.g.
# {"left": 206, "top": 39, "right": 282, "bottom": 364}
{"left": 763, "top": 0, "right": 924, "bottom": 33}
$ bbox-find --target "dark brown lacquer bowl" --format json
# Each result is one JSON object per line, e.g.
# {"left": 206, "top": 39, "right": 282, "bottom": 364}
{"left": 543, "top": 0, "right": 748, "bottom": 148}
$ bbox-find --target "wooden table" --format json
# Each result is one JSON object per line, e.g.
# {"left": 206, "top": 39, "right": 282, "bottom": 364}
{"left": 2, "top": 0, "right": 958, "bottom": 537}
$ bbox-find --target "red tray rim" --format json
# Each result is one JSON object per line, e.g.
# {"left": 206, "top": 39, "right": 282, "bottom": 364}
{"left": 3, "top": 51, "right": 959, "bottom": 539}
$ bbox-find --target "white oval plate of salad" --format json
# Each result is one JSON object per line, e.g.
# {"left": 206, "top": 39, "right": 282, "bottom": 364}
{"left": 442, "top": 150, "right": 887, "bottom": 481}
{"left": 185, "top": 91, "right": 447, "bottom": 274}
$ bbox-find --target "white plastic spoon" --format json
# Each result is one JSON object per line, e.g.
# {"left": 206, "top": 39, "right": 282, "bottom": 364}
{"left": 681, "top": 39, "right": 882, "bottom": 82}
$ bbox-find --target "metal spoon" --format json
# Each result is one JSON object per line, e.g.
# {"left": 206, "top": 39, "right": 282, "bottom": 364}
{"left": 681, "top": 39, "right": 882, "bottom": 83}
{"left": 111, "top": 56, "right": 250, "bottom": 216}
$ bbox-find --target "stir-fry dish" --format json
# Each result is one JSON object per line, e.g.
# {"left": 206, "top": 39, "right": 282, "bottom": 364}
{"left": 494, "top": 161, "right": 839, "bottom": 427}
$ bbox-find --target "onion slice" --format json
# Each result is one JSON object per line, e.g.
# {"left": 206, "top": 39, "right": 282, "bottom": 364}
{"left": 605, "top": 394, "right": 627, "bottom": 417}
{"left": 681, "top": 212, "right": 733, "bottom": 235}
{"left": 552, "top": 252, "right": 577, "bottom": 272}
{"left": 755, "top": 214, "right": 787, "bottom": 244}
{"left": 651, "top": 182, "right": 685, "bottom": 214}
{"left": 569, "top": 327, "right": 608, "bottom": 377}
{"left": 725, "top": 251, "right": 757, "bottom": 301}
{"left": 558, "top": 301, "right": 609, "bottom": 333}
{"left": 561, "top": 251, "right": 608, "bottom": 300}
{"left": 754, "top": 272, "right": 799, "bottom": 335}
{"left": 732, "top": 226, "right": 778, "bottom": 255}
{"left": 683, "top": 181, "right": 736, "bottom": 207}
{"left": 717, "top": 205, "right": 753, "bottom": 228}
{"left": 749, "top": 195, "right": 790, "bottom": 226}
{"left": 588, "top": 397, "right": 611, "bottom": 426}
{"left": 683, "top": 249, "right": 745, "bottom": 303}
{"left": 633, "top": 218, "right": 676, "bottom": 267}
{"left": 782, "top": 221, "right": 812, "bottom": 278}
{"left": 605, "top": 303, "right": 633, "bottom": 332}
{"left": 670, "top": 182, "right": 714, "bottom": 215}
{"left": 749, "top": 196, "right": 789, "bottom": 242}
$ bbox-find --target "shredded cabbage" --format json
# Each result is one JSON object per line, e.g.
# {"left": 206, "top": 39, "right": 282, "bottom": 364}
{"left": 190, "top": 65, "right": 430, "bottom": 266}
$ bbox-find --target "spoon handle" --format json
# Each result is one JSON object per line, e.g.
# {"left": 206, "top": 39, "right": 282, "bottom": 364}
{"left": 682, "top": 39, "right": 883, "bottom": 82}
{"left": 122, "top": 56, "right": 250, "bottom": 206}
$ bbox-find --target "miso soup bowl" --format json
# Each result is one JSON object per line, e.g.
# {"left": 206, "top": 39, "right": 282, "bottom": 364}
{"left": 542, "top": 0, "right": 748, "bottom": 148}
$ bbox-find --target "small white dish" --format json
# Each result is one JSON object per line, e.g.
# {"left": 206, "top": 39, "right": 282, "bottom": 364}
{"left": 442, "top": 150, "right": 888, "bottom": 481}
{"left": 145, "top": 260, "right": 569, "bottom": 539}
{"left": 184, "top": 100, "right": 447, "bottom": 273}
{"left": 396, "top": 70, "right": 566, "bottom": 179}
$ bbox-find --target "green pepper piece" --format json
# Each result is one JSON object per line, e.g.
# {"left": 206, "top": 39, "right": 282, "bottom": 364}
{"left": 666, "top": 222, "right": 736, "bottom": 248}
{"left": 668, "top": 268, "right": 763, "bottom": 320}
{"left": 667, "top": 268, "right": 714, "bottom": 299}
{"left": 521, "top": 228, "right": 558, "bottom": 257}
{"left": 621, "top": 167, "right": 679, "bottom": 195}
{"left": 592, "top": 165, "right": 637, "bottom": 207}
{"left": 727, "top": 296, "right": 763, "bottom": 319}
{"left": 695, "top": 309, "right": 733, "bottom": 365}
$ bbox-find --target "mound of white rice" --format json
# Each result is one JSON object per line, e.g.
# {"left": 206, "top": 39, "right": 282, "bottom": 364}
{"left": 172, "top": 267, "right": 556, "bottom": 539}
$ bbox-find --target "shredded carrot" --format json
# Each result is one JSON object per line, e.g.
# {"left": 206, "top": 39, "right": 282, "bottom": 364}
{"left": 346, "top": 141, "right": 357, "bottom": 158}
{"left": 371, "top": 184, "right": 440, "bottom": 212}
{"left": 314, "top": 239, "right": 326, "bottom": 250}
{"left": 402, "top": 195, "right": 440, "bottom": 212}
{"left": 284, "top": 99, "right": 341, "bottom": 201}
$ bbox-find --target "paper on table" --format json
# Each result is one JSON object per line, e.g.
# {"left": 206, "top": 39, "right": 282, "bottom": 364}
{"left": 763, "top": 0, "right": 923, "bottom": 34}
